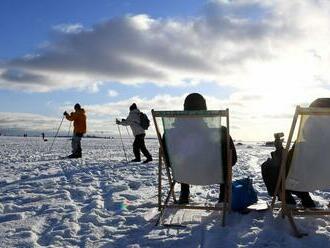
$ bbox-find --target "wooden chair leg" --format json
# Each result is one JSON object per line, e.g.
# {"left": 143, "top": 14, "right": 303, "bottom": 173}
{"left": 222, "top": 202, "right": 226, "bottom": 227}
{"left": 158, "top": 151, "right": 162, "bottom": 211}
{"left": 155, "top": 183, "right": 175, "bottom": 226}
{"left": 164, "top": 165, "right": 177, "bottom": 203}
{"left": 220, "top": 183, "right": 230, "bottom": 227}
{"left": 287, "top": 211, "right": 308, "bottom": 238}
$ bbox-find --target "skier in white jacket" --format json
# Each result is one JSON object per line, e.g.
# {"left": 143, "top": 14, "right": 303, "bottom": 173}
{"left": 116, "top": 103, "right": 153, "bottom": 163}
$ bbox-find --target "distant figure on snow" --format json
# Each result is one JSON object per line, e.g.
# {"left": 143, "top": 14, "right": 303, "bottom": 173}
{"left": 116, "top": 103, "right": 153, "bottom": 164}
{"left": 64, "top": 103, "right": 87, "bottom": 158}
{"left": 41, "top": 132, "right": 47, "bottom": 141}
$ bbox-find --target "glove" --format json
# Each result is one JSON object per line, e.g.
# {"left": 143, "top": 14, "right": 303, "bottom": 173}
{"left": 63, "top": 111, "right": 68, "bottom": 116}
{"left": 116, "top": 119, "right": 120, "bottom": 124}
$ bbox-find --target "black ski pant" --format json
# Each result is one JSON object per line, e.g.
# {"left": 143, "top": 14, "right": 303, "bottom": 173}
{"left": 72, "top": 133, "right": 83, "bottom": 156}
{"left": 133, "top": 134, "right": 152, "bottom": 161}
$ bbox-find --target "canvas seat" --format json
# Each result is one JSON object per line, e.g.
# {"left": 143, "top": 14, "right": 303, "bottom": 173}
{"left": 151, "top": 109, "right": 233, "bottom": 226}
{"left": 272, "top": 106, "right": 330, "bottom": 237}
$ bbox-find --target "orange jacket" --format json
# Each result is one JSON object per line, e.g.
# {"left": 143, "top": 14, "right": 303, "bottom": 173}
{"left": 65, "top": 109, "right": 87, "bottom": 134}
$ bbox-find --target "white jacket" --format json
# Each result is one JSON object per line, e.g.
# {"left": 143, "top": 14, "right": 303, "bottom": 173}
{"left": 120, "top": 109, "right": 145, "bottom": 136}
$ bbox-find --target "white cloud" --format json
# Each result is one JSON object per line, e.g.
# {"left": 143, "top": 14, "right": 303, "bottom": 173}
{"left": 0, "top": 112, "right": 65, "bottom": 135}
{"left": 86, "top": 81, "right": 103, "bottom": 93}
{"left": 3, "top": 89, "right": 330, "bottom": 140}
{"left": 108, "top": 90, "right": 119, "bottom": 97}
{"left": 1, "top": 0, "right": 329, "bottom": 95}
{"left": 52, "top": 23, "right": 85, "bottom": 34}
{"left": 1, "top": 95, "right": 185, "bottom": 137}
{"left": 83, "top": 94, "right": 186, "bottom": 117}
{"left": 66, "top": 93, "right": 259, "bottom": 138}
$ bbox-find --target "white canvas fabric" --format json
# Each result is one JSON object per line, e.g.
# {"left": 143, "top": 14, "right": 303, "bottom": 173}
{"left": 163, "top": 115, "right": 224, "bottom": 185}
{"left": 286, "top": 115, "right": 330, "bottom": 191}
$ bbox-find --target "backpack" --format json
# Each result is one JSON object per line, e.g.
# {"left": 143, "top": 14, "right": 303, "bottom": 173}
{"left": 231, "top": 177, "right": 258, "bottom": 211}
{"left": 139, "top": 112, "right": 150, "bottom": 130}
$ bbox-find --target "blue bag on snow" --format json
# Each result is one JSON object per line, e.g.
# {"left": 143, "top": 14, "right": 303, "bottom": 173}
{"left": 231, "top": 177, "right": 258, "bottom": 211}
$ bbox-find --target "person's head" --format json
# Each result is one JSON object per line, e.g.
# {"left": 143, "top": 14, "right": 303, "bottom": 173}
{"left": 309, "top": 98, "right": 330, "bottom": 108}
{"left": 74, "top": 103, "right": 81, "bottom": 110}
{"left": 301, "top": 98, "right": 330, "bottom": 140}
{"left": 130, "top": 103, "right": 137, "bottom": 111}
{"left": 184, "top": 93, "right": 207, "bottom": 111}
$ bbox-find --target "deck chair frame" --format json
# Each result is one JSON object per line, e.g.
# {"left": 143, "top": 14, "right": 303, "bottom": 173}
{"left": 271, "top": 106, "right": 330, "bottom": 237}
{"left": 151, "top": 109, "right": 233, "bottom": 227}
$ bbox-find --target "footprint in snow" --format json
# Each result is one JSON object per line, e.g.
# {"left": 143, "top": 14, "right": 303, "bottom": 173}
{"left": 0, "top": 213, "right": 24, "bottom": 223}
{"left": 128, "top": 181, "right": 142, "bottom": 190}
{"left": 120, "top": 193, "right": 140, "bottom": 201}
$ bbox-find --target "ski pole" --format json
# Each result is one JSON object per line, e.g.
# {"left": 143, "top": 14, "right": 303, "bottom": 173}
{"left": 67, "top": 121, "right": 72, "bottom": 137}
{"left": 49, "top": 115, "right": 65, "bottom": 152}
{"left": 66, "top": 121, "right": 72, "bottom": 152}
{"left": 125, "top": 126, "right": 131, "bottom": 138}
{"left": 117, "top": 124, "right": 128, "bottom": 163}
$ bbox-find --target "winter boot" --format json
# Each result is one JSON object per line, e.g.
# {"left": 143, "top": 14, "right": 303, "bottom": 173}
{"left": 178, "top": 194, "right": 189, "bottom": 204}
{"left": 67, "top": 153, "right": 81, "bottom": 159}
{"left": 130, "top": 158, "right": 141, "bottom": 162}
{"left": 142, "top": 157, "right": 153, "bottom": 164}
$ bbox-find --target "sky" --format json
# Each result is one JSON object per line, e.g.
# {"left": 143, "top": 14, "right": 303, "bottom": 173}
{"left": 1, "top": 0, "right": 330, "bottom": 141}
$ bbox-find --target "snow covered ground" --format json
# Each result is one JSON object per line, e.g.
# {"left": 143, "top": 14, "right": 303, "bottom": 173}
{"left": 0, "top": 136, "right": 330, "bottom": 247}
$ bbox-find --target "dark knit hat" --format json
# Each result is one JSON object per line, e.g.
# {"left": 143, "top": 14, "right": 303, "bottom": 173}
{"left": 130, "top": 103, "right": 137, "bottom": 111}
{"left": 74, "top": 103, "right": 81, "bottom": 110}
{"left": 309, "top": 98, "right": 330, "bottom": 108}
{"left": 184, "top": 93, "right": 207, "bottom": 111}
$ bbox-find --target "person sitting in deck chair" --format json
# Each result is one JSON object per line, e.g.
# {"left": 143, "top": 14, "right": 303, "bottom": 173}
{"left": 284, "top": 98, "right": 330, "bottom": 208}
{"left": 262, "top": 132, "right": 315, "bottom": 208}
{"left": 163, "top": 93, "right": 237, "bottom": 204}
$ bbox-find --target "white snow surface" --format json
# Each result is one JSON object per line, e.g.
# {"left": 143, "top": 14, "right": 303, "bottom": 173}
{"left": 0, "top": 136, "right": 330, "bottom": 247}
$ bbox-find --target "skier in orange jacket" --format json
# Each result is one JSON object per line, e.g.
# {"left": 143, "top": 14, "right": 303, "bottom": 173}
{"left": 64, "top": 103, "right": 87, "bottom": 158}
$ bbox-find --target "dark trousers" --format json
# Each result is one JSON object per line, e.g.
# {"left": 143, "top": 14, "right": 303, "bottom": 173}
{"left": 180, "top": 183, "right": 190, "bottom": 198}
{"left": 285, "top": 190, "right": 315, "bottom": 207}
{"left": 72, "top": 133, "right": 83, "bottom": 155}
{"left": 133, "top": 134, "right": 152, "bottom": 160}
{"left": 180, "top": 183, "right": 226, "bottom": 202}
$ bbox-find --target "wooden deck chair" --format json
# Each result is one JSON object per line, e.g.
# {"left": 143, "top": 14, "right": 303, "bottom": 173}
{"left": 271, "top": 106, "right": 330, "bottom": 237}
{"left": 151, "top": 109, "right": 233, "bottom": 227}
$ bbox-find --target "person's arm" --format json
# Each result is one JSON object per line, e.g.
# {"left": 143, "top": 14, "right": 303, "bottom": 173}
{"left": 221, "top": 126, "right": 237, "bottom": 166}
{"left": 120, "top": 112, "right": 136, "bottom": 126}
{"left": 64, "top": 112, "right": 75, "bottom": 121}
{"left": 120, "top": 119, "right": 130, "bottom": 126}
{"left": 229, "top": 136, "right": 237, "bottom": 166}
